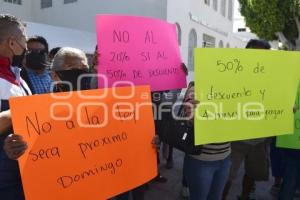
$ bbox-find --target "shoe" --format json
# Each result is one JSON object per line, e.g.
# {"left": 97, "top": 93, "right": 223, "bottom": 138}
{"left": 154, "top": 175, "right": 167, "bottom": 183}
{"left": 165, "top": 160, "right": 174, "bottom": 169}
{"left": 270, "top": 184, "right": 281, "bottom": 196}
{"left": 181, "top": 186, "right": 190, "bottom": 198}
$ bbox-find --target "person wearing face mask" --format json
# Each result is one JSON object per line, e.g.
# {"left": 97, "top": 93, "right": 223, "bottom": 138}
{"left": 3, "top": 47, "right": 90, "bottom": 200}
{"left": 50, "top": 47, "right": 91, "bottom": 92}
{"left": 0, "top": 14, "right": 31, "bottom": 200}
{"left": 4, "top": 47, "right": 161, "bottom": 200}
{"left": 20, "top": 36, "right": 52, "bottom": 94}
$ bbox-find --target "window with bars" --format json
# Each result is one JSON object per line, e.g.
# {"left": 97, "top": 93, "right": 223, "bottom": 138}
{"left": 221, "top": 0, "right": 226, "bottom": 17}
{"left": 228, "top": 0, "right": 233, "bottom": 20}
{"left": 188, "top": 29, "right": 197, "bottom": 71}
{"left": 238, "top": 28, "right": 246, "bottom": 32}
{"left": 3, "top": 0, "right": 22, "bottom": 5}
{"left": 64, "top": 0, "right": 77, "bottom": 4}
{"left": 41, "top": 0, "right": 52, "bottom": 9}
{"left": 213, "top": 0, "right": 218, "bottom": 11}
{"left": 218, "top": 40, "right": 224, "bottom": 48}
{"left": 203, "top": 34, "right": 216, "bottom": 48}
{"left": 204, "top": 0, "right": 210, "bottom": 6}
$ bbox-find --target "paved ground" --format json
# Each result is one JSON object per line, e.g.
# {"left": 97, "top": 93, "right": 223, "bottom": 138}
{"left": 144, "top": 149, "right": 279, "bottom": 200}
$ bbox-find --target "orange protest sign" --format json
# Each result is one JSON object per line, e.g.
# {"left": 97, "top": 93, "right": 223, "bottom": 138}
{"left": 9, "top": 86, "right": 157, "bottom": 200}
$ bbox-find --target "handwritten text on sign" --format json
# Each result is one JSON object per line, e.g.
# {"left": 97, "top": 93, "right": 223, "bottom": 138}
{"left": 194, "top": 48, "right": 300, "bottom": 145}
{"left": 96, "top": 15, "right": 187, "bottom": 91}
{"left": 9, "top": 86, "right": 157, "bottom": 200}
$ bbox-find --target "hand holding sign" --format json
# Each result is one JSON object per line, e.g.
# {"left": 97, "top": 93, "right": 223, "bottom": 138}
{"left": 3, "top": 134, "right": 28, "bottom": 160}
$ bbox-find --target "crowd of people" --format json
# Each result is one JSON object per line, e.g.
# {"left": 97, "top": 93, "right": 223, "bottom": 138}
{"left": 0, "top": 14, "right": 300, "bottom": 200}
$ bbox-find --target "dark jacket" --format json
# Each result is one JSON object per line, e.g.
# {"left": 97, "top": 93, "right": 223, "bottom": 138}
{"left": 0, "top": 56, "right": 31, "bottom": 189}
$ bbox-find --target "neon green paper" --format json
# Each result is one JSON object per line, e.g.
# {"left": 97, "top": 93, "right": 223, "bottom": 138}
{"left": 194, "top": 48, "right": 300, "bottom": 145}
{"left": 276, "top": 83, "right": 300, "bottom": 149}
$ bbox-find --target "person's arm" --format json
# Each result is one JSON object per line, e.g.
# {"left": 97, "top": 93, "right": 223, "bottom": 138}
{"left": 0, "top": 110, "right": 12, "bottom": 135}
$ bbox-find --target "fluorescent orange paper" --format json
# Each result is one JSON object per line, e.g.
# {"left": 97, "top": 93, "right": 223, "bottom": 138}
{"left": 9, "top": 86, "right": 157, "bottom": 200}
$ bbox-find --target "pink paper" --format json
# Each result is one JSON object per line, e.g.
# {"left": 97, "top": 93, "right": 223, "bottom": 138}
{"left": 96, "top": 15, "right": 187, "bottom": 92}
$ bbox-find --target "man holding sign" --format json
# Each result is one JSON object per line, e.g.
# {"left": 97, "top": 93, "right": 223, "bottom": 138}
{"left": 5, "top": 46, "right": 159, "bottom": 200}
{"left": 0, "top": 14, "right": 31, "bottom": 200}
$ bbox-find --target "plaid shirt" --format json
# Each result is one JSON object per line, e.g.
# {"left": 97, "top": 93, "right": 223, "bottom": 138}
{"left": 26, "top": 68, "right": 52, "bottom": 94}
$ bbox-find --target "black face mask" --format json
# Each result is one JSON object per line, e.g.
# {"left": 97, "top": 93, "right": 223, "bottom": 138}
{"left": 12, "top": 49, "right": 26, "bottom": 67}
{"left": 26, "top": 50, "right": 49, "bottom": 70}
{"left": 54, "top": 69, "right": 91, "bottom": 92}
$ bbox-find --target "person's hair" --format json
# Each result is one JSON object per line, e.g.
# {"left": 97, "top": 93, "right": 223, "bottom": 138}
{"left": 184, "top": 81, "right": 195, "bottom": 101}
{"left": 188, "top": 81, "right": 194, "bottom": 88}
{"left": 245, "top": 39, "right": 271, "bottom": 49}
{"left": 177, "top": 81, "right": 195, "bottom": 117}
{"left": 51, "top": 47, "right": 88, "bottom": 71}
{"left": 0, "top": 14, "right": 25, "bottom": 44}
{"left": 27, "top": 35, "right": 49, "bottom": 53}
{"left": 49, "top": 47, "right": 61, "bottom": 57}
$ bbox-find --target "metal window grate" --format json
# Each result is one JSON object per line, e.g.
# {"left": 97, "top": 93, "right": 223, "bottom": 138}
{"left": 41, "top": 0, "right": 52, "bottom": 9}
{"left": 4, "top": 0, "right": 22, "bottom": 5}
{"left": 228, "top": 0, "right": 233, "bottom": 20}
{"left": 213, "top": 0, "right": 218, "bottom": 11}
{"left": 64, "top": 0, "right": 77, "bottom": 4}
{"left": 221, "top": 0, "right": 226, "bottom": 17}
{"left": 204, "top": 0, "right": 210, "bottom": 6}
{"left": 203, "top": 34, "right": 216, "bottom": 48}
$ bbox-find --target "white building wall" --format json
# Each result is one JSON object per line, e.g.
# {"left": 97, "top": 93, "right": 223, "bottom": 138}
{"left": 167, "top": 0, "right": 244, "bottom": 83}
{"left": 31, "top": 0, "right": 168, "bottom": 32}
{"left": 1, "top": 0, "right": 246, "bottom": 58}
{"left": 233, "top": 0, "right": 250, "bottom": 32}
{"left": 167, "top": 0, "right": 243, "bottom": 62}
{"left": 0, "top": 0, "right": 33, "bottom": 21}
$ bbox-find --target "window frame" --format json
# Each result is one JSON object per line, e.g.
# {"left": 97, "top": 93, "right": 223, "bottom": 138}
{"left": 41, "top": 0, "right": 52, "bottom": 9}
{"left": 64, "top": 0, "right": 77, "bottom": 4}
{"left": 4, "top": 0, "right": 22, "bottom": 5}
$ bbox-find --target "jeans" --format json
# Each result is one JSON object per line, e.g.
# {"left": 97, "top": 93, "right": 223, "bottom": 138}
{"left": 278, "top": 156, "right": 300, "bottom": 200}
{"left": 0, "top": 184, "right": 25, "bottom": 200}
{"left": 183, "top": 155, "right": 231, "bottom": 200}
{"left": 270, "top": 138, "right": 285, "bottom": 177}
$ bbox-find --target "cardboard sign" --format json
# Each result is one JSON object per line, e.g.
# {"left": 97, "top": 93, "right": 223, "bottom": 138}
{"left": 96, "top": 15, "right": 187, "bottom": 91}
{"left": 194, "top": 48, "right": 300, "bottom": 145}
{"left": 9, "top": 86, "right": 157, "bottom": 200}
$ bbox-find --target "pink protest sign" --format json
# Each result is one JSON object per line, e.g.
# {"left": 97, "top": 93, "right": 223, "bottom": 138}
{"left": 96, "top": 15, "right": 187, "bottom": 92}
